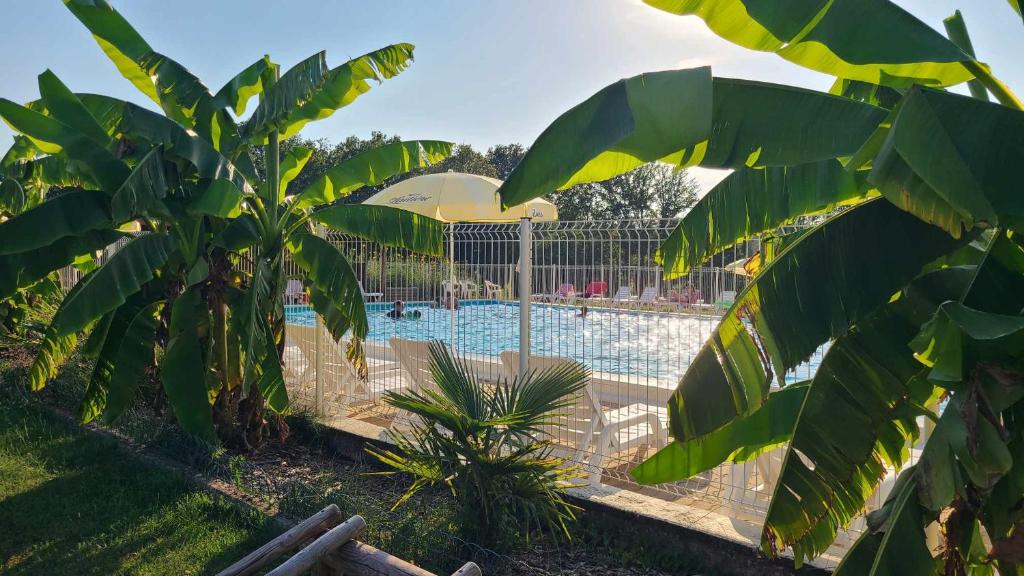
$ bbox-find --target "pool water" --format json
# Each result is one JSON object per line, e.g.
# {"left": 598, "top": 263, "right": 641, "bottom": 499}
{"left": 285, "top": 300, "right": 821, "bottom": 383}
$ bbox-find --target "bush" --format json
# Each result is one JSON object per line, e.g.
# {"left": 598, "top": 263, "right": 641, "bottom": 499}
{"left": 368, "top": 342, "right": 588, "bottom": 547}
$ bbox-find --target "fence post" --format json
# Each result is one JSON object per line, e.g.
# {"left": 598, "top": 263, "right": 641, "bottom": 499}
{"left": 313, "top": 225, "right": 325, "bottom": 417}
{"left": 448, "top": 222, "right": 456, "bottom": 354}
{"left": 518, "top": 217, "right": 532, "bottom": 376}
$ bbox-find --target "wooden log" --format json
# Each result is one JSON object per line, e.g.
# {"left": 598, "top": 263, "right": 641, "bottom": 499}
{"left": 321, "top": 540, "right": 436, "bottom": 575}
{"left": 266, "top": 515, "right": 367, "bottom": 576}
{"left": 451, "top": 561, "right": 482, "bottom": 576}
{"left": 217, "top": 504, "right": 344, "bottom": 576}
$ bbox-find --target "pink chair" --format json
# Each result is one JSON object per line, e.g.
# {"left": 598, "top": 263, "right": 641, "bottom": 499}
{"left": 583, "top": 281, "right": 608, "bottom": 298}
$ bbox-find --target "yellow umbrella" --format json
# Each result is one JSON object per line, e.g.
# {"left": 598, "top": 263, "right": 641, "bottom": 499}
{"left": 363, "top": 172, "right": 557, "bottom": 222}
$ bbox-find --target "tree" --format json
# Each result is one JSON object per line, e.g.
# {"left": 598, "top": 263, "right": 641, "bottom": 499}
{"left": 485, "top": 143, "right": 527, "bottom": 180}
{"left": 497, "top": 2, "right": 1024, "bottom": 573}
{"left": 0, "top": 0, "right": 450, "bottom": 447}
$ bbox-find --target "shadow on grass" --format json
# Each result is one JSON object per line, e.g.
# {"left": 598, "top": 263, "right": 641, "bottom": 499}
{"left": 0, "top": 402, "right": 278, "bottom": 576}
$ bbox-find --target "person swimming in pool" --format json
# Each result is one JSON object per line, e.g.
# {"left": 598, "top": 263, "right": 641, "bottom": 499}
{"left": 408, "top": 309, "right": 422, "bottom": 319}
{"left": 577, "top": 305, "right": 588, "bottom": 318}
{"left": 386, "top": 300, "right": 405, "bottom": 319}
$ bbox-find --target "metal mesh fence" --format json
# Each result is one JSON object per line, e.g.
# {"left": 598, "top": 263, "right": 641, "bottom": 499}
{"left": 56, "top": 217, "right": 923, "bottom": 552}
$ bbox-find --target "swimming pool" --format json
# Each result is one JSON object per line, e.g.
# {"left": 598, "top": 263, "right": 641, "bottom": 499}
{"left": 285, "top": 300, "right": 821, "bottom": 383}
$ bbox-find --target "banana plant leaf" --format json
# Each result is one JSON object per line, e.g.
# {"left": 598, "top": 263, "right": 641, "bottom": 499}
{"left": 235, "top": 258, "right": 274, "bottom": 390}
{"left": 0, "top": 98, "right": 128, "bottom": 191}
{"left": 313, "top": 204, "right": 445, "bottom": 257}
{"left": 666, "top": 199, "right": 966, "bottom": 443}
{"left": 190, "top": 179, "right": 243, "bottom": 218}
{"left": 28, "top": 268, "right": 100, "bottom": 391}
{"left": 252, "top": 321, "right": 289, "bottom": 414}
{"left": 832, "top": 467, "right": 934, "bottom": 576}
{"left": 63, "top": 0, "right": 220, "bottom": 133}
{"left": 161, "top": 286, "right": 216, "bottom": 441}
{"left": 241, "top": 51, "right": 328, "bottom": 143}
{"left": 1008, "top": 0, "right": 1023, "bottom": 21}
{"left": 276, "top": 44, "right": 416, "bottom": 141}
{"left": 213, "top": 213, "right": 261, "bottom": 252}
{"left": 103, "top": 301, "right": 162, "bottom": 424}
{"left": 117, "top": 102, "right": 254, "bottom": 192}
{"left": 759, "top": 266, "right": 974, "bottom": 563}
{"left": 869, "top": 87, "right": 1024, "bottom": 237}
{"left": 62, "top": 0, "right": 160, "bottom": 106}
{"left": 498, "top": 68, "right": 885, "bottom": 208}
{"left": 212, "top": 57, "right": 272, "bottom": 116}
{"left": 643, "top": 0, "right": 974, "bottom": 89}
{"left": 2, "top": 135, "right": 39, "bottom": 167}
{"left": 658, "top": 160, "right": 873, "bottom": 278}
{"left": 286, "top": 233, "right": 368, "bottom": 341}
{"left": 0, "top": 230, "right": 122, "bottom": 299}
{"left": 37, "top": 70, "right": 114, "bottom": 150}
{"left": 912, "top": 302, "right": 1024, "bottom": 388}
{"left": 110, "top": 147, "right": 169, "bottom": 221}
{"left": 279, "top": 146, "right": 312, "bottom": 200}
{"left": 79, "top": 294, "right": 155, "bottom": 423}
{"left": 631, "top": 381, "right": 809, "bottom": 485}
{"left": 293, "top": 140, "right": 453, "bottom": 210}
{"left": 0, "top": 189, "right": 111, "bottom": 256}
{"left": 54, "top": 233, "right": 177, "bottom": 334}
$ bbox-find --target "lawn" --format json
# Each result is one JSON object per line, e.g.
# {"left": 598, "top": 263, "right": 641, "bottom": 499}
{"left": 0, "top": 399, "right": 279, "bottom": 575}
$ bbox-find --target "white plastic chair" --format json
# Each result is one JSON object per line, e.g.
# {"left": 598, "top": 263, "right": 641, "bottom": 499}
{"left": 284, "top": 279, "right": 306, "bottom": 304}
{"left": 483, "top": 280, "right": 504, "bottom": 300}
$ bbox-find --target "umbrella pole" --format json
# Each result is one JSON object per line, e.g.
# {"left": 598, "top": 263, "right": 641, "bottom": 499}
{"left": 449, "top": 222, "right": 456, "bottom": 354}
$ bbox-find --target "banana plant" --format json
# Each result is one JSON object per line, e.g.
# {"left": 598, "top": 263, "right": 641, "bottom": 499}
{"left": 0, "top": 0, "right": 452, "bottom": 446}
{"left": 498, "top": 2, "right": 1024, "bottom": 573}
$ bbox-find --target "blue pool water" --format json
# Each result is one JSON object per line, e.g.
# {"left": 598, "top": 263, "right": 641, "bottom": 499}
{"left": 286, "top": 300, "right": 821, "bottom": 382}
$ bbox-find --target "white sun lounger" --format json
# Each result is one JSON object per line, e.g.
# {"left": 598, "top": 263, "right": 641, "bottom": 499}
{"left": 358, "top": 281, "right": 383, "bottom": 302}
{"left": 499, "top": 351, "right": 668, "bottom": 485}
{"left": 636, "top": 286, "right": 660, "bottom": 307}
{"left": 286, "top": 324, "right": 401, "bottom": 404}
{"left": 609, "top": 286, "right": 631, "bottom": 302}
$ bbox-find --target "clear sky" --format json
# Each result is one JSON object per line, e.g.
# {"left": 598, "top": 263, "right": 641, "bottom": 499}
{"left": 1, "top": 0, "right": 1020, "bottom": 192}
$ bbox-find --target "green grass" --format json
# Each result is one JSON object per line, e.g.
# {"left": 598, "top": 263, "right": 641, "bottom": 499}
{"left": 0, "top": 400, "right": 279, "bottom": 575}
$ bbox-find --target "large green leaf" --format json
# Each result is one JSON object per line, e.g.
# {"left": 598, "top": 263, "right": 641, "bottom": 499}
{"left": 832, "top": 468, "right": 934, "bottom": 575}
{"left": 666, "top": 199, "right": 966, "bottom": 443}
{"left": 279, "top": 146, "right": 312, "bottom": 201}
{"left": 0, "top": 99, "right": 128, "bottom": 191}
{"left": 0, "top": 230, "right": 122, "bottom": 299}
{"left": 117, "top": 102, "right": 254, "bottom": 192}
{"left": 0, "top": 189, "right": 110, "bottom": 255}
{"left": 644, "top": 0, "right": 973, "bottom": 88}
{"left": 55, "top": 233, "right": 177, "bottom": 334}
{"left": 236, "top": 258, "right": 274, "bottom": 389}
{"left": 161, "top": 286, "right": 216, "bottom": 441}
{"left": 869, "top": 87, "right": 1024, "bottom": 237}
{"left": 28, "top": 268, "right": 100, "bottom": 391}
{"left": 659, "top": 160, "right": 873, "bottom": 277}
{"left": 103, "top": 301, "right": 162, "bottom": 424}
{"left": 63, "top": 0, "right": 221, "bottom": 132}
{"left": 498, "top": 68, "right": 885, "bottom": 208}
{"left": 759, "top": 267, "right": 972, "bottom": 563}
{"left": 79, "top": 295, "right": 153, "bottom": 423}
{"left": 37, "top": 70, "right": 114, "bottom": 149}
{"left": 241, "top": 52, "right": 327, "bottom": 143}
{"left": 632, "top": 381, "right": 808, "bottom": 485}
{"left": 190, "top": 179, "right": 242, "bottom": 218}
{"left": 285, "top": 233, "right": 368, "bottom": 340}
{"left": 252, "top": 321, "right": 289, "bottom": 414}
{"left": 213, "top": 213, "right": 261, "bottom": 252}
{"left": 293, "top": 140, "right": 453, "bottom": 209}
{"left": 62, "top": 0, "right": 159, "bottom": 104}
{"left": 109, "top": 147, "right": 168, "bottom": 221}
{"left": 312, "top": 204, "right": 445, "bottom": 257}
{"left": 277, "top": 44, "right": 417, "bottom": 140}
{"left": 212, "top": 57, "right": 272, "bottom": 116}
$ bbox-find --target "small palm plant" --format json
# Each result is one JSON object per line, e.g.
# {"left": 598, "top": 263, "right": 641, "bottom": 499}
{"left": 368, "top": 342, "right": 589, "bottom": 545}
